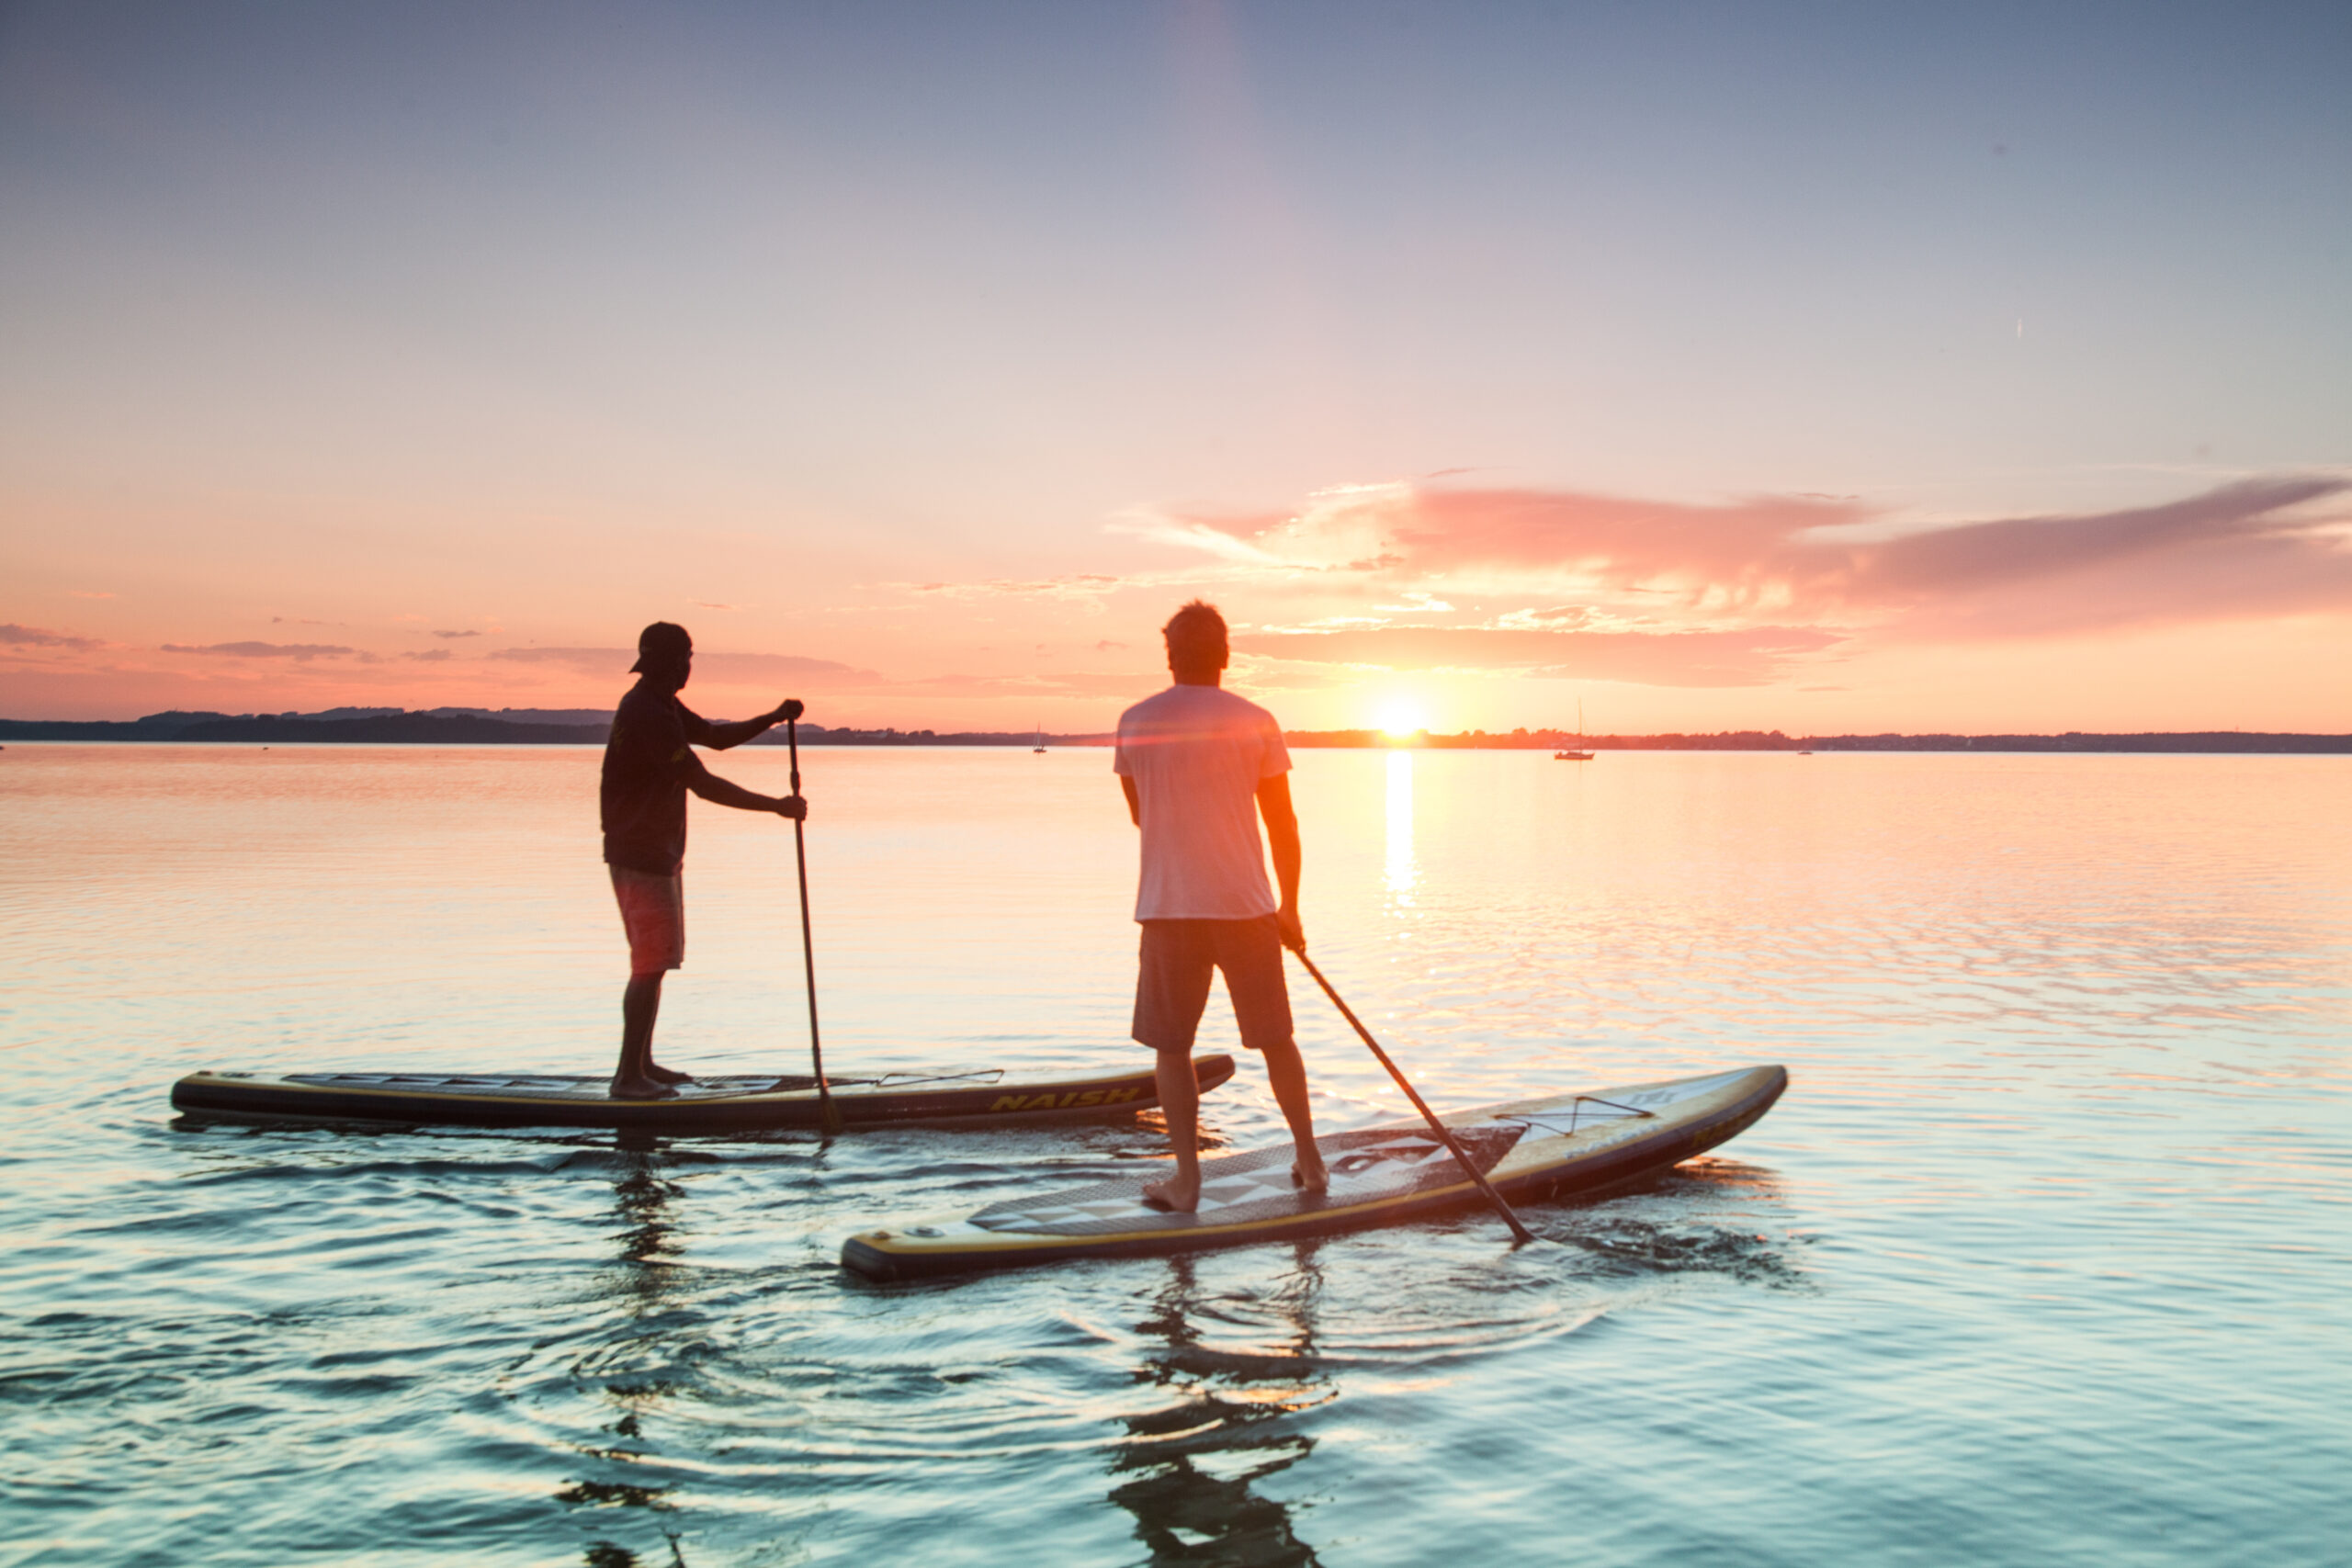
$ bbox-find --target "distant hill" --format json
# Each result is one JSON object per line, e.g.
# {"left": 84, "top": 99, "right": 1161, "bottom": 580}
{"left": 1286, "top": 728, "right": 2352, "bottom": 752}
{"left": 0, "top": 710, "right": 1103, "bottom": 746}
{"left": 0, "top": 713, "right": 2343, "bottom": 752}
{"left": 424, "top": 706, "right": 617, "bottom": 726}
{"left": 744, "top": 727, "right": 1115, "bottom": 747}
{"left": 0, "top": 712, "right": 612, "bottom": 745}
{"left": 1793, "top": 732, "right": 2352, "bottom": 754}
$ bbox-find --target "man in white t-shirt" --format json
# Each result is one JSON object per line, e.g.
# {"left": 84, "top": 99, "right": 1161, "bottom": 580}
{"left": 1114, "top": 600, "right": 1328, "bottom": 1213}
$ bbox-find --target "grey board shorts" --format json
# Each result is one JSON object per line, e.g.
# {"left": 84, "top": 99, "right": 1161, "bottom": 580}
{"left": 1132, "top": 917, "right": 1294, "bottom": 1053}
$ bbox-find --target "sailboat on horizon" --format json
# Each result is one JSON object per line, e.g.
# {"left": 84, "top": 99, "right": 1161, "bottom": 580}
{"left": 1555, "top": 699, "right": 1595, "bottom": 761}
{"left": 1032, "top": 724, "right": 1046, "bottom": 754}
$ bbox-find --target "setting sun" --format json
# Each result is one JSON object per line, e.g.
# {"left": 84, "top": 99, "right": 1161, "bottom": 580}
{"left": 1377, "top": 700, "right": 1427, "bottom": 739}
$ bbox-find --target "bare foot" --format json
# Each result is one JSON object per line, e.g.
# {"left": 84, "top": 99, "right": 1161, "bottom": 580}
{"left": 610, "top": 1077, "right": 678, "bottom": 1100}
{"left": 1291, "top": 1156, "right": 1329, "bottom": 1195}
{"left": 1140, "top": 1175, "right": 1201, "bottom": 1213}
{"left": 647, "top": 1063, "right": 695, "bottom": 1085}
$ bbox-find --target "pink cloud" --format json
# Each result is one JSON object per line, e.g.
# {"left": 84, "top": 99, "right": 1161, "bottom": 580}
{"left": 1235, "top": 626, "right": 1841, "bottom": 686}
{"left": 1, "top": 623, "right": 104, "bottom": 651}
{"left": 162, "top": 640, "right": 356, "bottom": 660}
{"left": 1393, "top": 490, "right": 1859, "bottom": 589}
{"left": 1158, "top": 474, "right": 2351, "bottom": 637}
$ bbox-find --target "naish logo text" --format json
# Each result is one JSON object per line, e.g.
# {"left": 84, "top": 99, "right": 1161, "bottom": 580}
{"left": 988, "top": 1087, "right": 1145, "bottom": 1112}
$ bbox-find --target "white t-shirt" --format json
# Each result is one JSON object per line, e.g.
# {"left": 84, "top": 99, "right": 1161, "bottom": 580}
{"left": 1113, "top": 683, "right": 1292, "bottom": 920}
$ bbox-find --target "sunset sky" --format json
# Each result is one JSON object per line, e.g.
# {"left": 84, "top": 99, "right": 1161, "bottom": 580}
{"left": 4, "top": 1, "right": 2346, "bottom": 734}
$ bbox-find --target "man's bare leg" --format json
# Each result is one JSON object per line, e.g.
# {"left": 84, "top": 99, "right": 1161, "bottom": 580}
{"left": 1141, "top": 1044, "right": 1203, "bottom": 1213}
{"left": 1261, "top": 1040, "right": 1327, "bottom": 1193}
{"left": 612, "top": 974, "right": 675, "bottom": 1099}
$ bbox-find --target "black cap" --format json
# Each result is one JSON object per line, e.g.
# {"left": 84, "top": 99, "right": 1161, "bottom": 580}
{"left": 630, "top": 621, "right": 692, "bottom": 673}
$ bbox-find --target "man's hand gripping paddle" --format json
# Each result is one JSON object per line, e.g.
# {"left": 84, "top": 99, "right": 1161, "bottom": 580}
{"left": 1288, "top": 946, "right": 1536, "bottom": 1246}
{"left": 786, "top": 716, "right": 843, "bottom": 1138}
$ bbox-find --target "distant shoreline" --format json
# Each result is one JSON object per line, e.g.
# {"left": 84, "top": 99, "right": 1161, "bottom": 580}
{"left": 2, "top": 711, "right": 2346, "bottom": 753}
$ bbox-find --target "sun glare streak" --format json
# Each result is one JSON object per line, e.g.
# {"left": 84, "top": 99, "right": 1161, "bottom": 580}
{"left": 1385, "top": 750, "right": 1416, "bottom": 898}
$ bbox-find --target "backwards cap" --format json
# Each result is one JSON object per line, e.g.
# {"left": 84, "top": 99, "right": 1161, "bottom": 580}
{"left": 630, "top": 621, "right": 692, "bottom": 673}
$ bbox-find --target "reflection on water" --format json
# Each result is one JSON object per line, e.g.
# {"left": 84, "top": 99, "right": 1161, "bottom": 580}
{"left": 1383, "top": 750, "right": 1414, "bottom": 900}
{"left": 1110, "top": 1252, "right": 1328, "bottom": 1567}
{"left": 560, "top": 1136, "right": 693, "bottom": 1520}
{"left": 603, "top": 1134, "right": 689, "bottom": 1319}
{"left": 581, "top": 1532, "right": 686, "bottom": 1568}
{"left": 581, "top": 1539, "right": 684, "bottom": 1568}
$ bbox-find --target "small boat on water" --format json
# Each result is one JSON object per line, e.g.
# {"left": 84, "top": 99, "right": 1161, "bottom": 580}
{"left": 171, "top": 1055, "right": 1237, "bottom": 1134}
{"left": 1032, "top": 726, "right": 1046, "bottom": 754}
{"left": 1554, "top": 699, "right": 1595, "bottom": 761}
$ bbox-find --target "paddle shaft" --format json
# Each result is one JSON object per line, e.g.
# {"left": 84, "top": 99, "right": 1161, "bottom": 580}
{"left": 786, "top": 718, "right": 841, "bottom": 1133}
{"left": 1291, "top": 948, "right": 1536, "bottom": 1246}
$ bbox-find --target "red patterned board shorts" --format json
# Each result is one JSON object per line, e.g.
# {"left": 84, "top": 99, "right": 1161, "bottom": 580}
{"left": 610, "top": 865, "right": 684, "bottom": 977}
{"left": 1132, "top": 916, "right": 1294, "bottom": 1053}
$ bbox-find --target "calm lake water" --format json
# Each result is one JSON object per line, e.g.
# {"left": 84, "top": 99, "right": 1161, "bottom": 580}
{"left": 3, "top": 742, "right": 2348, "bottom": 1566}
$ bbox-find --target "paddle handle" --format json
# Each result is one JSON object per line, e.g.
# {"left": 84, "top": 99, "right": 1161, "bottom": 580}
{"left": 1293, "top": 948, "right": 1536, "bottom": 1246}
{"left": 786, "top": 716, "right": 842, "bottom": 1134}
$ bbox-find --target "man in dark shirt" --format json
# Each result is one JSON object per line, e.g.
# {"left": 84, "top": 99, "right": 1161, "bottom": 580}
{"left": 602, "top": 621, "right": 806, "bottom": 1100}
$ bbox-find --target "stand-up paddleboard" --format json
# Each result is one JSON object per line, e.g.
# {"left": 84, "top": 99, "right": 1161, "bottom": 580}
{"left": 171, "top": 1055, "right": 1237, "bottom": 1134}
{"left": 842, "top": 1065, "right": 1785, "bottom": 1280}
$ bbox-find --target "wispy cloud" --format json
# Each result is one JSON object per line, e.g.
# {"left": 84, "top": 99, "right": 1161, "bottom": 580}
{"left": 467, "top": 653, "right": 1159, "bottom": 703}
{"left": 2, "top": 623, "right": 103, "bottom": 651}
{"left": 908, "top": 573, "right": 1128, "bottom": 603}
{"left": 432, "top": 629, "right": 482, "bottom": 639}
{"left": 486, "top": 647, "right": 879, "bottom": 685}
{"left": 488, "top": 648, "right": 640, "bottom": 673}
{"left": 700, "top": 651, "right": 881, "bottom": 685}
{"left": 163, "top": 641, "right": 355, "bottom": 660}
{"left": 1235, "top": 626, "right": 1842, "bottom": 687}
{"left": 1843, "top": 478, "right": 2352, "bottom": 637}
{"left": 1104, "top": 512, "right": 1289, "bottom": 565}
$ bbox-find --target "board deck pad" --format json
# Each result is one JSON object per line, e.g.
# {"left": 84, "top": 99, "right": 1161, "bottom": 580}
{"left": 285, "top": 1071, "right": 903, "bottom": 1100}
{"left": 969, "top": 1124, "right": 1526, "bottom": 1237}
{"left": 842, "top": 1065, "right": 1790, "bottom": 1279}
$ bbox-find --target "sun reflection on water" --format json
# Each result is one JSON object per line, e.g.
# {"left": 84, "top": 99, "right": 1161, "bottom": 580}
{"left": 1383, "top": 750, "right": 1415, "bottom": 900}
